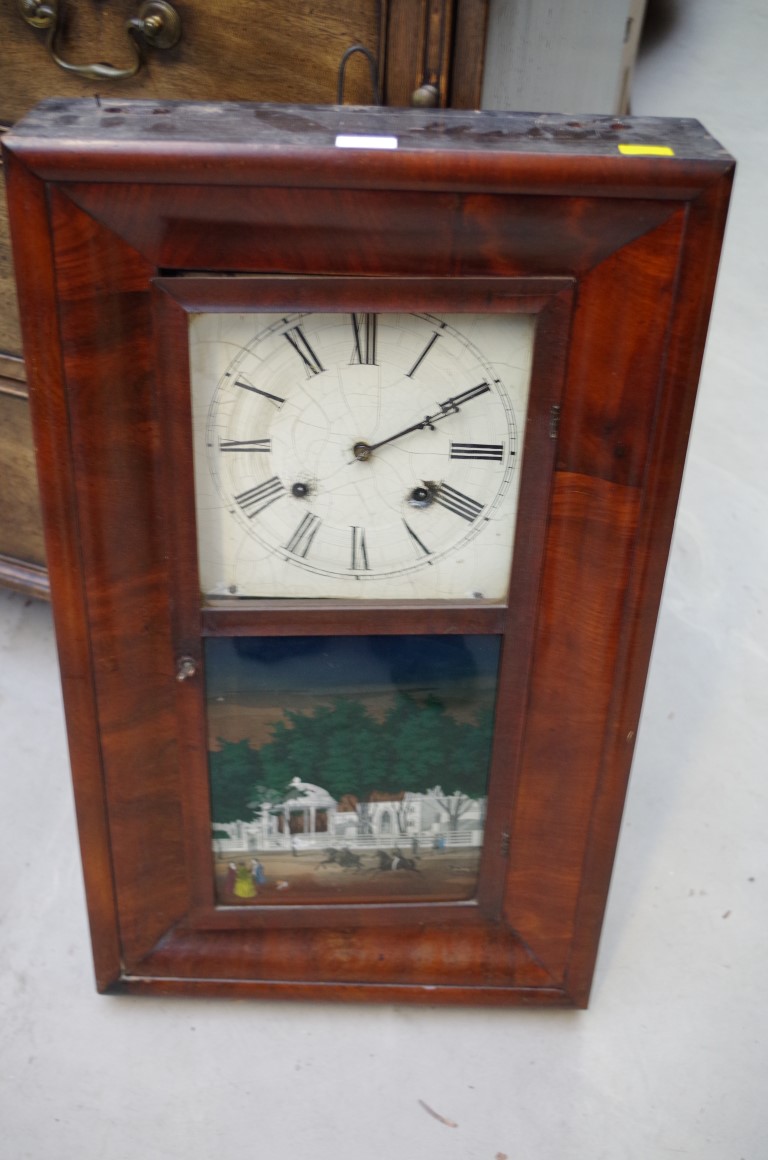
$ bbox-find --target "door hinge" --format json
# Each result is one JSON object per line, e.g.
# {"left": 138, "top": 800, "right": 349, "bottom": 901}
{"left": 549, "top": 404, "right": 561, "bottom": 439}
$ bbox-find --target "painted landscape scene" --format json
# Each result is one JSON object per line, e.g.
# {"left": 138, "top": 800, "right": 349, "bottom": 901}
{"left": 207, "top": 634, "right": 500, "bottom": 905}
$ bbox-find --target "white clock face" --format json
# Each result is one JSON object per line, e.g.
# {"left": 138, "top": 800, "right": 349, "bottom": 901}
{"left": 189, "top": 310, "right": 534, "bottom": 600}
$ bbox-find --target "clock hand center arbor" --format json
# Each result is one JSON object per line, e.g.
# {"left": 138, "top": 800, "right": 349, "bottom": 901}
{"left": 351, "top": 381, "right": 492, "bottom": 462}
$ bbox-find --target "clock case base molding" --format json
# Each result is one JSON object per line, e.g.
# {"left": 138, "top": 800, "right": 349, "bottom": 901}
{"left": 3, "top": 101, "right": 733, "bottom": 1006}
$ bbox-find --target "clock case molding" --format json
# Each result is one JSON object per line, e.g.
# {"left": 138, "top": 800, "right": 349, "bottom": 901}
{"left": 3, "top": 100, "right": 733, "bottom": 1006}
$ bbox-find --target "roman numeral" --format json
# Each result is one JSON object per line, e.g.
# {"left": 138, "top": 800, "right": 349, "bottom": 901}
{"left": 235, "top": 377, "right": 285, "bottom": 407}
{"left": 406, "top": 331, "right": 441, "bottom": 378}
{"left": 220, "top": 438, "right": 271, "bottom": 453}
{"left": 350, "top": 526, "right": 370, "bottom": 571}
{"left": 284, "top": 324, "right": 325, "bottom": 376}
{"left": 350, "top": 314, "right": 378, "bottom": 365}
{"left": 402, "top": 519, "right": 431, "bottom": 557}
{"left": 285, "top": 512, "right": 321, "bottom": 558}
{"left": 450, "top": 441, "right": 504, "bottom": 462}
{"left": 433, "top": 482, "right": 484, "bottom": 522}
{"left": 234, "top": 476, "right": 286, "bottom": 518}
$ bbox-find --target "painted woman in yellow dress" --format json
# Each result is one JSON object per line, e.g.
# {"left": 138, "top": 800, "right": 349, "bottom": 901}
{"left": 233, "top": 862, "right": 257, "bottom": 899}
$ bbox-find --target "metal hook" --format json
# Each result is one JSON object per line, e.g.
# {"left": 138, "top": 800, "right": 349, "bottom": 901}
{"left": 336, "top": 44, "right": 381, "bottom": 106}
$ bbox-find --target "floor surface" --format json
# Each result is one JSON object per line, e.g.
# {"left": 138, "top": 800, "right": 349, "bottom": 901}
{"left": 1, "top": 2, "right": 766, "bottom": 1156}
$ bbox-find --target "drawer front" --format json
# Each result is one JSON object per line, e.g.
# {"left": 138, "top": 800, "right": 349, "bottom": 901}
{"left": 0, "top": 375, "right": 48, "bottom": 592}
{"left": 0, "top": 132, "right": 23, "bottom": 359}
{"left": 1, "top": 0, "right": 383, "bottom": 124}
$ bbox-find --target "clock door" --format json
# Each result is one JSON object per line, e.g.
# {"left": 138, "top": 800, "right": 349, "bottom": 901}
{"left": 152, "top": 275, "right": 572, "bottom": 918}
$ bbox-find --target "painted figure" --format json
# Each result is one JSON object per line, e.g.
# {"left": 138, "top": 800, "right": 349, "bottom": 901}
{"left": 233, "top": 863, "right": 257, "bottom": 899}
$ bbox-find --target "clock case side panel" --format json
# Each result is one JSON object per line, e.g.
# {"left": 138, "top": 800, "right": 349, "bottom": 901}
{"left": 44, "top": 188, "right": 190, "bottom": 973}
{"left": 2, "top": 155, "right": 124, "bottom": 991}
{"left": 560, "top": 172, "right": 734, "bottom": 1005}
{"left": 501, "top": 210, "right": 688, "bottom": 978}
{"left": 150, "top": 275, "right": 574, "bottom": 944}
{"left": 4, "top": 167, "right": 191, "bottom": 982}
{"left": 502, "top": 180, "right": 733, "bottom": 1006}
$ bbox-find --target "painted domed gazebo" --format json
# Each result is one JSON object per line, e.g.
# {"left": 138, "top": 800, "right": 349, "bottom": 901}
{"left": 272, "top": 777, "right": 337, "bottom": 838}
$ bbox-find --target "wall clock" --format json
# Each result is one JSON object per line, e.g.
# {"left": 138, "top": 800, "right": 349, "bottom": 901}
{"left": 3, "top": 100, "right": 732, "bottom": 1005}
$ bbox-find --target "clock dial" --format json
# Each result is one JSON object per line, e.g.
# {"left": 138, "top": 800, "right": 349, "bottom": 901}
{"left": 190, "top": 311, "right": 534, "bottom": 600}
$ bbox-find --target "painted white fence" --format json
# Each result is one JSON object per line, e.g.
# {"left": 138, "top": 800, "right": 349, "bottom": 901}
{"left": 213, "top": 830, "right": 482, "bottom": 856}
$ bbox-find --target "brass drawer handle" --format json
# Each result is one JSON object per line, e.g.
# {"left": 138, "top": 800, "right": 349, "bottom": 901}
{"left": 17, "top": 0, "right": 181, "bottom": 81}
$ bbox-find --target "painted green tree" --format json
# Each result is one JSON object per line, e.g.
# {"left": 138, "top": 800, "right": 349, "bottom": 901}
{"left": 209, "top": 693, "right": 494, "bottom": 824}
{"left": 381, "top": 693, "right": 463, "bottom": 794}
{"left": 208, "top": 736, "right": 293, "bottom": 822}
{"left": 424, "top": 704, "right": 494, "bottom": 830}
{"left": 208, "top": 738, "right": 262, "bottom": 823}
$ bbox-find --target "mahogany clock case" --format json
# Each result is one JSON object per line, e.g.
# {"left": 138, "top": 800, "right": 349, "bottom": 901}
{"left": 2, "top": 100, "right": 733, "bottom": 1006}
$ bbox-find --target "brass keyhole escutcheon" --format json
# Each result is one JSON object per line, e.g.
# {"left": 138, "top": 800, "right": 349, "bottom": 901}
{"left": 176, "top": 656, "right": 198, "bottom": 682}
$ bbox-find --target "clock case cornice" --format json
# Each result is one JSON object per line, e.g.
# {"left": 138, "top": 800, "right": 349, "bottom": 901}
{"left": 7, "top": 98, "right": 732, "bottom": 193}
{"left": 6, "top": 101, "right": 733, "bottom": 283}
{"left": 2, "top": 101, "right": 733, "bottom": 1006}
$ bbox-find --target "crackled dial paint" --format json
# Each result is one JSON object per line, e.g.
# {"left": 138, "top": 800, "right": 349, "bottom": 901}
{"left": 189, "top": 311, "right": 534, "bottom": 599}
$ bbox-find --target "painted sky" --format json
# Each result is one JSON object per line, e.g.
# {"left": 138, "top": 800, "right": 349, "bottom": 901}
{"left": 204, "top": 634, "right": 501, "bottom": 707}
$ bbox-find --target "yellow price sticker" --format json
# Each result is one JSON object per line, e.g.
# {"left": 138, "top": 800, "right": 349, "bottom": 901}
{"left": 618, "top": 144, "right": 675, "bottom": 157}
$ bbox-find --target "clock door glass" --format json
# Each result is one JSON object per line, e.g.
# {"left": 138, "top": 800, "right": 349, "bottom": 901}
{"left": 207, "top": 633, "right": 500, "bottom": 906}
{"left": 189, "top": 311, "right": 534, "bottom": 601}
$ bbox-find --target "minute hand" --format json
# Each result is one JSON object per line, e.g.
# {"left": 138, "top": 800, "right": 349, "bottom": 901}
{"left": 361, "top": 381, "right": 491, "bottom": 456}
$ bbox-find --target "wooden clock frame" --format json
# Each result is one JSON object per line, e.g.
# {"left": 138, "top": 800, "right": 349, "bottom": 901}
{"left": 3, "top": 100, "right": 733, "bottom": 1006}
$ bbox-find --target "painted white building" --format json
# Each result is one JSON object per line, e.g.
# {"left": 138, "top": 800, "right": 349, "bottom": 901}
{"left": 212, "top": 777, "right": 486, "bottom": 854}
